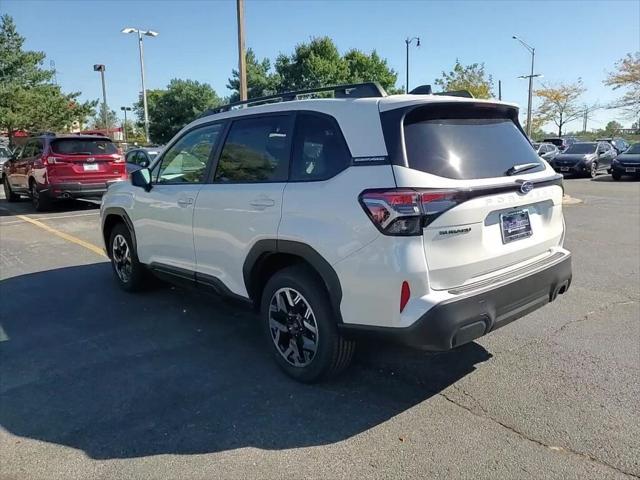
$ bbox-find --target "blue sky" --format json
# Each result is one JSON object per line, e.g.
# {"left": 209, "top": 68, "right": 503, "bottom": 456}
{"left": 3, "top": 0, "right": 639, "bottom": 132}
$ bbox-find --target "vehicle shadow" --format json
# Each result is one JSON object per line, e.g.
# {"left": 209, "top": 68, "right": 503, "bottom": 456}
{"left": 0, "top": 264, "right": 491, "bottom": 459}
{"left": 591, "top": 175, "right": 639, "bottom": 182}
{"left": 0, "top": 196, "right": 99, "bottom": 217}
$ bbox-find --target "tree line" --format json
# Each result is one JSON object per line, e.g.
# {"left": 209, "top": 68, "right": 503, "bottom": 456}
{"left": 1, "top": 13, "right": 638, "bottom": 146}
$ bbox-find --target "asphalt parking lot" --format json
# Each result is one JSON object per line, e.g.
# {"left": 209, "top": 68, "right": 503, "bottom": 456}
{"left": 0, "top": 177, "right": 638, "bottom": 480}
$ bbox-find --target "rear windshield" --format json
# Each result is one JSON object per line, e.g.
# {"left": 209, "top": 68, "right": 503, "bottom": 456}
{"left": 404, "top": 118, "right": 544, "bottom": 179}
{"left": 51, "top": 138, "right": 117, "bottom": 155}
{"left": 564, "top": 143, "right": 596, "bottom": 154}
{"left": 543, "top": 138, "right": 563, "bottom": 147}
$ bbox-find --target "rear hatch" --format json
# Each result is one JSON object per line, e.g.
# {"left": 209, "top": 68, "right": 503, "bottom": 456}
{"left": 47, "top": 137, "right": 126, "bottom": 183}
{"left": 382, "top": 101, "right": 565, "bottom": 291}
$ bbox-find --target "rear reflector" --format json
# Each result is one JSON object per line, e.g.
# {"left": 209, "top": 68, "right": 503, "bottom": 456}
{"left": 400, "top": 281, "right": 411, "bottom": 312}
{"left": 359, "top": 188, "right": 461, "bottom": 236}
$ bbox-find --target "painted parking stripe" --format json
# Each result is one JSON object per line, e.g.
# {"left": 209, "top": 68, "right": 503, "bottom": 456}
{"left": 16, "top": 215, "right": 107, "bottom": 258}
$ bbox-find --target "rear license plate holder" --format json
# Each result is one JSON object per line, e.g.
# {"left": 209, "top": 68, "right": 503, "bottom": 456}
{"left": 500, "top": 209, "right": 533, "bottom": 244}
{"left": 83, "top": 163, "right": 99, "bottom": 171}
{"left": 560, "top": 167, "right": 570, "bottom": 172}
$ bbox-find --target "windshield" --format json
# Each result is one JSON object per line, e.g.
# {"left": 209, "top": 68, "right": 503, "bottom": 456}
{"left": 564, "top": 143, "right": 596, "bottom": 154}
{"left": 403, "top": 117, "right": 544, "bottom": 179}
{"left": 51, "top": 138, "right": 117, "bottom": 155}
{"left": 624, "top": 143, "right": 640, "bottom": 154}
{"left": 543, "top": 138, "right": 563, "bottom": 147}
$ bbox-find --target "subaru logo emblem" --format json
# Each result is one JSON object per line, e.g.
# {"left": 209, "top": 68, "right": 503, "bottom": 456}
{"left": 520, "top": 181, "right": 534, "bottom": 194}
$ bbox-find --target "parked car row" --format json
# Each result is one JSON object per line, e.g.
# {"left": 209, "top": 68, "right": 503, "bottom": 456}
{"left": 532, "top": 138, "right": 639, "bottom": 180}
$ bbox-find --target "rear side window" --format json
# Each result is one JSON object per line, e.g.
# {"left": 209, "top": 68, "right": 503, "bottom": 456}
{"left": 404, "top": 115, "right": 544, "bottom": 179}
{"left": 291, "top": 113, "right": 350, "bottom": 181}
{"left": 215, "top": 116, "right": 291, "bottom": 183}
{"left": 51, "top": 138, "right": 117, "bottom": 155}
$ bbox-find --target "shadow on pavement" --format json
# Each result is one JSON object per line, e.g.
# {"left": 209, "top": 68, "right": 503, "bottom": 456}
{"left": 0, "top": 263, "right": 491, "bottom": 459}
{"left": 0, "top": 197, "right": 99, "bottom": 217}
{"left": 591, "top": 175, "right": 639, "bottom": 182}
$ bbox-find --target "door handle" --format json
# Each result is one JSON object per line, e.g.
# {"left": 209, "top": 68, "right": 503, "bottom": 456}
{"left": 177, "top": 198, "right": 194, "bottom": 207}
{"left": 249, "top": 198, "right": 275, "bottom": 208}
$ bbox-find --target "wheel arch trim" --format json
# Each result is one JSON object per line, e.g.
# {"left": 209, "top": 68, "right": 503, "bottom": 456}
{"left": 101, "top": 207, "right": 137, "bottom": 256}
{"left": 243, "top": 239, "right": 344, "bottom": 323}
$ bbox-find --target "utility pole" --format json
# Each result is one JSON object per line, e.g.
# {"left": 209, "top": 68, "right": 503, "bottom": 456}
{"left": 237, "top": 0, "right": 247, "bottom": 101}
{"left": 498, "top": 80, "right": 502, "bottom": 100}
{"left": 404, "top": 36, "right": 420, "bottom": 93}
{"left": 93, "top": 64, "right": 108, "bottom": 131}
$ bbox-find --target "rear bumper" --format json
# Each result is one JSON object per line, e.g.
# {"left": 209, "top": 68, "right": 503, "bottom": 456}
{"left": 340, "top": 252, "right": 572, "bottom": 350}
{"left": 41, "top": 182, "right": 115, "bottom": 199}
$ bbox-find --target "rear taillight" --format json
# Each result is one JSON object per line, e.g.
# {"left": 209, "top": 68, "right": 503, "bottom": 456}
{"left": 359, "top": 188, "right": 462, "bottom": 236}
{"left": 43, "top": 156, "right": 67, "bottom": 165}
{"left": 112, "top": 154, "right": 125, "bottom": 163}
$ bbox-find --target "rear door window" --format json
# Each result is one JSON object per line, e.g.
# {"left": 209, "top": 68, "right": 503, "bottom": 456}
{"left": 214, "top": 115, "right": 292, "bottom": 183}
{"left": 403, "top": 113, "right": 544, "bottom": 180}
{"left": 51, "top": 138, "right": 117, "bottom": 155}
{"left": 291, "top": 113, "right": 350, "bottom": 181}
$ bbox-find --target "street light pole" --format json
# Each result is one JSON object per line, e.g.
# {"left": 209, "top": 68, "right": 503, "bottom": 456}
{"left": 122, "top": 27, "right": 158, "bottom": 144}
{"left": 512, "top": 35, "right": 537, "bottom": 137}
{"left": 404, "top": 36, "right": 420, "bottom": 93}
{"left": 93, "top": 64, "right": 108, "bottom": 130}
{"left": 137, "top": 30, "right": 150, "bottom": 143}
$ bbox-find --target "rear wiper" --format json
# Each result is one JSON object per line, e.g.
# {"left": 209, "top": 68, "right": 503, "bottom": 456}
{"left": 505, "top": 162, "right": 540, "bottom": 176}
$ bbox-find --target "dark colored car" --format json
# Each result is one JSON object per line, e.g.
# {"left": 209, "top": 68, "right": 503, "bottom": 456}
{"left": 542, "top": 137, "right": 577, "bottom": 152}
{"left": 125, "top": 147, "right": 162, "bottom": 173}
{"left": 550, "top": 141, "right": 616, "bottom": 178}
{"left": 596, "top": 137, "right": 630, "bottom": 155}
{"left": 533, "top": 142, "right": 559, "bottom": 162}
{"left": 2, "top": 134, "right": 127, "bottom": 211}
{"left": 611, "top": 143, "right": 640, "bottom": 181}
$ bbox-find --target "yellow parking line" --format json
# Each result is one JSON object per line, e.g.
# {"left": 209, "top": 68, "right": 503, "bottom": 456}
{"left": 16, "top": 215, "right": 107, "bottom": 258}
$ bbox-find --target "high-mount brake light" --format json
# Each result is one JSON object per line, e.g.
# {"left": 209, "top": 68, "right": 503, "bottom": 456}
{"left": 359, "top": 188, "right": 462, "bottom": 236}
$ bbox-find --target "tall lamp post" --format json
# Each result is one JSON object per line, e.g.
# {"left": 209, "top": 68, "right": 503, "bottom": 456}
{"left": 405, "top": 36, "right": 420, "bottom": 93}
{"left": 93, "top": 64, "right": 108, "bottom": 130}
{"left": 120, "top": 106, "right": 132, "bottom": 144}
{"left": 512, "top": 35, "right": 539, "bottom": 137}
{"left": 121, "top": 27, "right": 158, "bottom": 144}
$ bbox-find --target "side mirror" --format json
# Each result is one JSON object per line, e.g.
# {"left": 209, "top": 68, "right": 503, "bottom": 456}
{"left": 131, "top": 167, "right": 152, "bottom": 191}
{"left": 139, "top": 159, "right": 149, "bottom": 168}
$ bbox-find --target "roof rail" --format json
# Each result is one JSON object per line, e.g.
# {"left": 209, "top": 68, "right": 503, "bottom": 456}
{"left": 409, "top": 85, "right": 475, "bottom": 99}
{"left": 200, "top": 82, "right": 387, "bottom": 117}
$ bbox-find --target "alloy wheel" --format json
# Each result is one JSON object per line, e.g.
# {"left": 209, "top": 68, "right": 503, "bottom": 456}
{"left": 268, "top": 287, "right": 319, "bottom": 367}
{"left": 30, "top": 183, "right": 39, "bottom": 208}
{"left": 111, "top": 234, "right": 132, "bottom": 283}
{"left": 590, "top": 162, "right": 598, "bottom": 178}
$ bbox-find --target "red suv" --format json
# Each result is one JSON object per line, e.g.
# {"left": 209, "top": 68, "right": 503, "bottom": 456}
{"left": 2, "top": 134, "right": 127, "bottom": 211}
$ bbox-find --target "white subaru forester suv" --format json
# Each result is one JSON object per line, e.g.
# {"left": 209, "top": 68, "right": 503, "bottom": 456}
{"left": 101, "top": 83, "right": 572, "bottom": 382}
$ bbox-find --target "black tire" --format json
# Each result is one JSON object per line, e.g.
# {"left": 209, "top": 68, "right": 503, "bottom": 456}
{"left": 108, "top": 222, "right": 146, "bottom": 292}
{"left": 612, "top": 171, "right": 622, "bottom": 181}
{"left": 3, "top": 175, "right": 20, "bottom": 202}
{"left": 260, "top": 265, "right": 355, "bottom": 383}
{"left": 30, "top": 181, "right": 50, "bottom": 212}
{"left": 588, "top": 162, "right": 598, "bottom": 179}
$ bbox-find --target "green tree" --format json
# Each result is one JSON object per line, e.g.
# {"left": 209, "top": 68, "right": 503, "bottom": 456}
{"left": 343, "top": 48, "right": 399, "bottom": 93}
{"left": 0, "top": 14, "right": 95, "bottom": 145}
{"left": 434, "top": 59, "right": 494, "bottom": 99}
{"left": 535, "top": 80, "right": 587, "bottom": 136}
{"left": 603, "top": 120, "right": 623, "bottom": 135}
{"left": 604, "top": 52, "right": 640, "bottom": 121}
{"left": 136, "top": 79, "right": 222, "bottom": 144}
{"left": 91, "top": 103, "right": 119, "bottom": 130}
{"left": 275, "top": 37, "right": 349, "bottom": 91}
{"left": 227, "top": 48, "right": 280, "bottom": 102}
